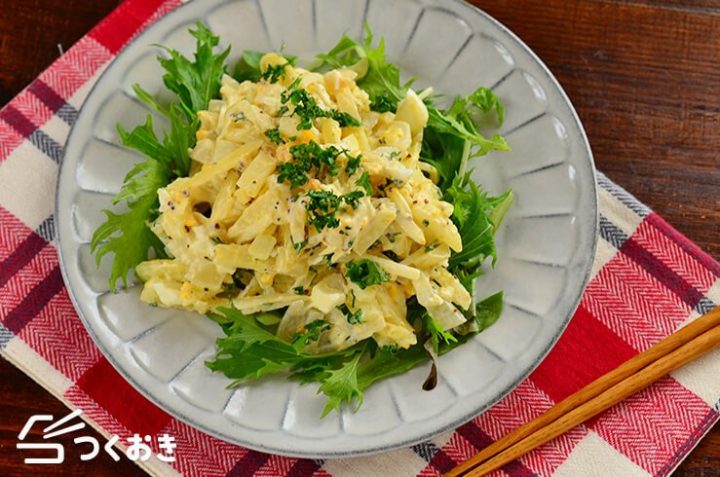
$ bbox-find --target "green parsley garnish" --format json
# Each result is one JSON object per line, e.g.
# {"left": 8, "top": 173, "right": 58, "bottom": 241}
{"left": 341, "top": 190, "right": 364, "bottom": 209}
{"left": 277, "top": 162, "right": 309, "bottom": 189}
{"left": 280, "top": 79, "right": 360, "bottom": 130}
{"left": 235, "top": 51, "right": 297, "bottom": 82}
{"left": 305, "top": 190, "right": 342, "bottom": 230}
{"left": 304, "top": 188, "right": 368, "bottom": 230}
{"left": 356, "top": 171, "right": 372, "bottom": 195}
{"left": 265, "top": 127, "right": 283, "bottom": 145}
{"left": 260, "top": 63, "right": 288, "bottom": 83}
{"left": 277, "top": 141, "right": 350, "bottom": 188}
{"left": 291, "top": 141, "right": 340, "bottom": 175}
{"left": 345, "top": 259, "right": 389, "bottom": 289}
{"left": 345, "top": 152, "right": 362, "bottom": 175}
{"left": 330, "top": 110, "right": 361, "bottom": 127}
{"left": 281, "top": 79, "right": 325, "bottom": 129}
{"left": 339, "top": 304, "right": 364, "bottom": 324}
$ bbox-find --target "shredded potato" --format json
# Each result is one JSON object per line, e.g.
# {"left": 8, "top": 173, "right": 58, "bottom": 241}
{"left": 136, "top": 53, "right": 470, "bottom": 352}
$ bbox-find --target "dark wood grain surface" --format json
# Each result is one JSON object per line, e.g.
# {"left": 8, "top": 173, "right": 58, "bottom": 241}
{"left": 0, "top": 0, "right": 718, "bottom": 475}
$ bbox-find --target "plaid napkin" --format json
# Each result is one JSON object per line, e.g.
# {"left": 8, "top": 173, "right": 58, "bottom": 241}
{"left": 1, "top": 1, "right": 719, "bottom": 476}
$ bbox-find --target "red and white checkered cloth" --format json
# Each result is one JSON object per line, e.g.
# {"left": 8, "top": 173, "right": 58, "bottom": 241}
{"left": 1, "top": 1, "right": 719, "bottom": 475}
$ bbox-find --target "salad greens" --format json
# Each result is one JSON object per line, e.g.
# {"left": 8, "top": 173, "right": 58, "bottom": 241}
{"left": 91, "top": 23, "right": 229, "bottom": 290}
{"left": 92, "top": 22, "right": 512, "bottom": 416}
{"left": 208, "top": 294, "right": 501, "bottom": 417}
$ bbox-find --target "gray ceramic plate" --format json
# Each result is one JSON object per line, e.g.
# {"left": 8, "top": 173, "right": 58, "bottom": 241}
{"left": 56, "top": 0, "right": 597, "bottom": 458}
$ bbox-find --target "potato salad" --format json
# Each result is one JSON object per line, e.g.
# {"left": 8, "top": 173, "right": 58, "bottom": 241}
{"left": 93, "top": 23, "right": 511, "bottom": 415}
{"left": 136, "top": 53, "right": 471, "bottom": 353}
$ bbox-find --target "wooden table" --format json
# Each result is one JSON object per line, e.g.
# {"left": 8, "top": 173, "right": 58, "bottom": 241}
{"left": 0, "top": 0, "right": 718, "bottom": 475}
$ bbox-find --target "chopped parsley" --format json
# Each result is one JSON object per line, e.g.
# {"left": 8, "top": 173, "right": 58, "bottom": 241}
{"left": 277, "top": 141, "right": 345, "bottom": 188}
{"left": 345, "top": 152, "right": 362, "bottom": 175}
{"left": 341, "top": 190, "right": 364, "bottom": 209}
{"left": 260, "top": 63, "right": 288, "bottom": 83}
{"left": 277, "top": 162, "right": 309, "bottom": 188}
{"left": 330, "top": 110, "right": 361, "bottom": 127}
{"left": 265, "top": 127, "right": 283, "bottom": 145}
{"left": 304, "top": 188, "right": 369, "bottom": 230}
{"left": 280, "top": 79, "right": 360, "bottom": 130}
{"left": 339, "top": 304, "right": 364, "bottom": 324}
{"left": 345, "top": 259, "right": 389, "bottom": 289}
{"left": 281, "top": 79, "right": 326, "bottom": 129}
{"left": 356, "top": 171, "right": 372, "bottom": 195}
{"left": 291, "top": 141, "right": 340, "bottom": 176}
{"left": 234, "top": 51, "right": 296, "bottom": 83}
{"left": 276, "top": 142, "right": 369, "bottom": 190}
{"left": 306, "top": 190, "right": 342, "bottom": 230}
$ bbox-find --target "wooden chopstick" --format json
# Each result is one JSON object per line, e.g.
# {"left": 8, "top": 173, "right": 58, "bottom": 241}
{"left": 465, "top": 321, "right": 720, "bottom": 476}
{"left": 446, "top": 306, "right": 720, "bottom": 477}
